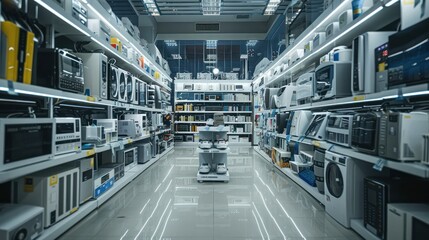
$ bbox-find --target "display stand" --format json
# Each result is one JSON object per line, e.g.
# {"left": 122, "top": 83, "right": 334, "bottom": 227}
{"left": 197, "top": 126, "right": 230, "bottom": 182}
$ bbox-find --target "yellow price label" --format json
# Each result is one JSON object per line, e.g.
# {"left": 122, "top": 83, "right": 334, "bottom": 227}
{"left": 86, "top": 149, "right": 95, "bottom": 156}
{"left": 128, "top": 139, "right": 133, "bottom": 144}
{"left": 86, "top": 96, "right": 96, "bottom": 102}
{"left": 312, "top": 141, "right": 321, "bottom": 148}
{"left": 49, "top": 175, "right": 58, "bottom": 186}
{"left": 353, "top": 95, "right": 365, "bottom": 101}
{"left": 90, "top": 158, "right": 94, "bottom": 167}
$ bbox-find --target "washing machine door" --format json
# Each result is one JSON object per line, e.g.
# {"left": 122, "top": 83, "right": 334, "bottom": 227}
{"left": 326, "top": 162, "right": 344, "bottom": 198}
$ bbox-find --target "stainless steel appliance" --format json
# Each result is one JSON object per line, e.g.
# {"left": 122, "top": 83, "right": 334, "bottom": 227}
{"left": 326, "top": 114, "right": 354, "bottom": 147}
{"left": 74, "top": 53, "right": 108, "bottom": 100}
{"left": 78, "top": 157, "right": 94, "bottom": 204}
{"left": 387, "top": 203, "right": 429, "bottom": 240}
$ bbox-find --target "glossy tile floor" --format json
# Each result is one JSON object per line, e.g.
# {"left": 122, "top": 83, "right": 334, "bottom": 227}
{"left": 60, "top": 146, "right": 362, "bottom": 240}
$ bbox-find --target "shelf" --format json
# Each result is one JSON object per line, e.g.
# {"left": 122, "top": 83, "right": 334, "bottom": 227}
{"left": 0, "top": 136, "right": 153, "bottom": 184}
{"left": 37, "top": 146, "right": 174, "bottom": 240}
{"left": 175, "top": 111, "right": 252, "bottom": 113}
{"left": 350, "top": 219, "right": 380, "bottom": 240}
{"left": 175, "top": 80, "right": 253, "bottom": 84}
{"left": 261, "top": 0, "right": 399, "bottom": 87}
{"left": 0, "top": 80, "right": 168, "bottom": 112}
{"left": 197, "top": 171, "right": 230, "bottom": 182}
{"left": 289, "top": 136, "right": 429, "bottom": 178}
{"left": 197, "top": 148, "right": 230, "bottom": 154}
{"left": 175, "top": 142, "right": 251, "bottom": 146}
{"left": 32, "top": 0, "right": 172, "bottom": 88}
{"left": 227, "top": 132, "right": 252, "bottom": 135}
{"left": 175, "top": 90, "right": 250, "bottom": 93}
{"left": 175, "top": 121, "right": 251, "bottom": 124}
{"left": 282, "top": 83, "right": 429, "bottom": 111}
{"left": 175, "top": 131, "right": 198, "bottom": 134}
{"left": 254, "top": 147, "right": 325, "bottom": 204}
{"left": 175, "top": 100, "right": 251, "bottom": 103}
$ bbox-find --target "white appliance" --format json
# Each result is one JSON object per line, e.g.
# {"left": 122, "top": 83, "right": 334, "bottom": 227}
{"left": 82, "top": 125, "right": 106, "bottom": 146}
{"left": 275, "top": 84, "right": 297, "bottom": 109}
{"left": 118, "top": 147, "right": 138, "bottom": 172}
{"left": 401, "top": 0, "right": 429, "bottom": 30}
{"left": 78, "top": 157, "right": 94, "bottom": 204}
{"left": 199, "top": 163, "right": 210, "bottom": 174}
{"left": 0, "top": 204, "right": 44, "bottom": 240}
{"left": 87, "top": 19, "right": 110, "bottom": 43}
{"left": 290, "top": 160, "right": 311, "bottom": 174}
{"left": 314, "top": 62, "right": 351, "bottom": 100}
{"left": 214, "top": 139, "right": 228, "bottom": 149}
{"left": 313, "top": 32, "right": 326, "bottom": 47}
{"left": 54, "top": 118, "right": 81, "bottom": 155}
{"left": 264, "top": 88, "right": 279, "bottom": 110}
{"left": 124, "top": 114, "right": 149, "bottom": 135}
{"left": 92, "top": 119, "right": 118, "bottom": 143}
{"left": 324, "top": 150, "right": 369, "bottom": 228}
{"left": 13, "top": 166, "right": 80, "bottom": 228}
{"left": 126, "top": 74, "right": 139, "bottom": 105}
{"left": 118, "top": 120, "right": 141, "bottom": 138}
{"left": 75, "top": 53, "right": 108, "bottom": 100}
{"left": 199, "top": 140, "right": 213, "bottom": 149}
{"left": 305, "top": 112, "right": 330, "bottom": 140}
{"left": 387, "top": 203, "right": 429, "bottom": 240}
{"left": 117, "top": 67, "right": 128, "bottom": 103}
{"left": 351, "top": 32, "right": 395, "bottom": 95}
{"left": 378, "top": 112, "right": 429, "bottom": 162}
{"left": 93, "top": 168, "right": 114, "bottom": 199}
{"left": 338, "top": 10, "right": 352, "bottom": 30}
{"left": 325, "top": 22, "right": 339, "bottom": 39}
{"left": 290, "top": 110, "right": 313, "bottom": 137}
{"left": 216, "top": 163, "right": 227, "bottom": 174}
{"left": 296, "top": 72, "right": 315, "bottom": 104}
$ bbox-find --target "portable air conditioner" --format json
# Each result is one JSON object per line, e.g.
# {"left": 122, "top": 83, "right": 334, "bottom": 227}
{"left": 13, "top": 165, "right": 80, "bottom": 228}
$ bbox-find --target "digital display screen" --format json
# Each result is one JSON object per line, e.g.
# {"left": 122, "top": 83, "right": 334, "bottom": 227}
{"left": 57, "top": 123, "right": 74, "bottom": 134}
{"left": 367, "top": 188, "right": 377, "bottom": 205}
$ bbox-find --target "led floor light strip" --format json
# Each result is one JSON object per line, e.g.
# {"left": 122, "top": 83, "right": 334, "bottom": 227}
{"left": 252, "top": 202, "right": 271, "bottom": 240}
{"left": 252, "top": 210, "right": 266, "bottom": 240}
{"left": 150, "top": 199, "right": 172, "bottom": 240}
{"left": 158, "top": 209, "right": 173, "bottom": 240}
{"left": 276, "top": 198, "right": 307, "bottom": 240}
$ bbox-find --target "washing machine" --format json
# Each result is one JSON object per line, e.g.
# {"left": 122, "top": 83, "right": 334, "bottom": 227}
{"left": 324, "top": 150, "right": 369, "bottom": 228}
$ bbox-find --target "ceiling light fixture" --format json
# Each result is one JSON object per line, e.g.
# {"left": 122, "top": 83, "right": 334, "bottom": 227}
{"left": 202, "top": 0, "right": 221, "bottom": 15}
{"left": 264, "top": 0, "right": 281, "bottom": 15}
{"left": 143, "top": 0, "right": 161, "bottom": 16}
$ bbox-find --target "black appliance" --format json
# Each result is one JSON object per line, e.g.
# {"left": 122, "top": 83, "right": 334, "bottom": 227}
{"left": 276, "top": 112, "right": 290, "bottom": 134}
{"left": 36, "top": 48, "right": 84, "bottom": 93}
{"left": 351, "top": 112, "right": 381, "bottom": 155}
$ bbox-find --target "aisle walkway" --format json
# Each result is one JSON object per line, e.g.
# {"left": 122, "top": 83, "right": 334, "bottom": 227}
{"left": 60, "top": 146, "right": 361, "bottom": 240}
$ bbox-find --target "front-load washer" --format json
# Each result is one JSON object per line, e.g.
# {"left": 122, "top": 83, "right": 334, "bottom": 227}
{"left": 324, "top": 150, "right": 369, "bottom": 228}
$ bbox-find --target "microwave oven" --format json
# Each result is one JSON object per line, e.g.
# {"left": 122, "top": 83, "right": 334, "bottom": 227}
{"left": 290, "top": 110, "right": 313, "bottom": 137}
{"left": 351, "top": 112, "right": 381, "bottom": 155}
{"left": 0, "top": 118, "right": 55, "bottom": 171}
{"left": 54, "top": 118, "right": 81, "bottom": 155}
{"left": 296, "top": 72, "right": 315, "bottom": 105}
{"left": 379, "top": 112, "right": 429, "bottom": 162}
{"left": 276, "top": 84, "right": 297, "bottom": 109}
{"left": 326, "top": 114, "right": 354, "bottom": 147}
{"left": 108, "top": 63, "right": 119, "bottom": 101}
{"left": 364, "top": 177, "right": 429, "bottom": 239}
{"left": 74, "top": 53, "right": 108, "bottom": 100}
{"left": 36, "top": 49, "right": 84, "bottom": 94}
{"left": 92, "top": 119, "right": 118, "bottom": 143}
{"left": 13, "top": 165, "right": 80, "bottom": 228}
{"left": 314, "top": 62, "right": 351, "bottom": 100}
{"left": 118, "top": 147, "right": 138, "bottom": 172}
{"left": 387, "top": 203, "right": 429, "bottom": 240}
{"left": 0, "top": 21, "right": 35, "bottom": 85}
{"left": 305, "top": 112, "right": 330, "bottom": 140}
{"left": 351, "top": 32, "right": 394, "bottom": 95}
{"left": 388, "top": 18, "right": 429, "bottom": 89}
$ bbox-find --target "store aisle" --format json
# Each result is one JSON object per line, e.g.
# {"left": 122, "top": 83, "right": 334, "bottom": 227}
{"left": 60, "top": 146, "right": 361, "bottom": 240}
